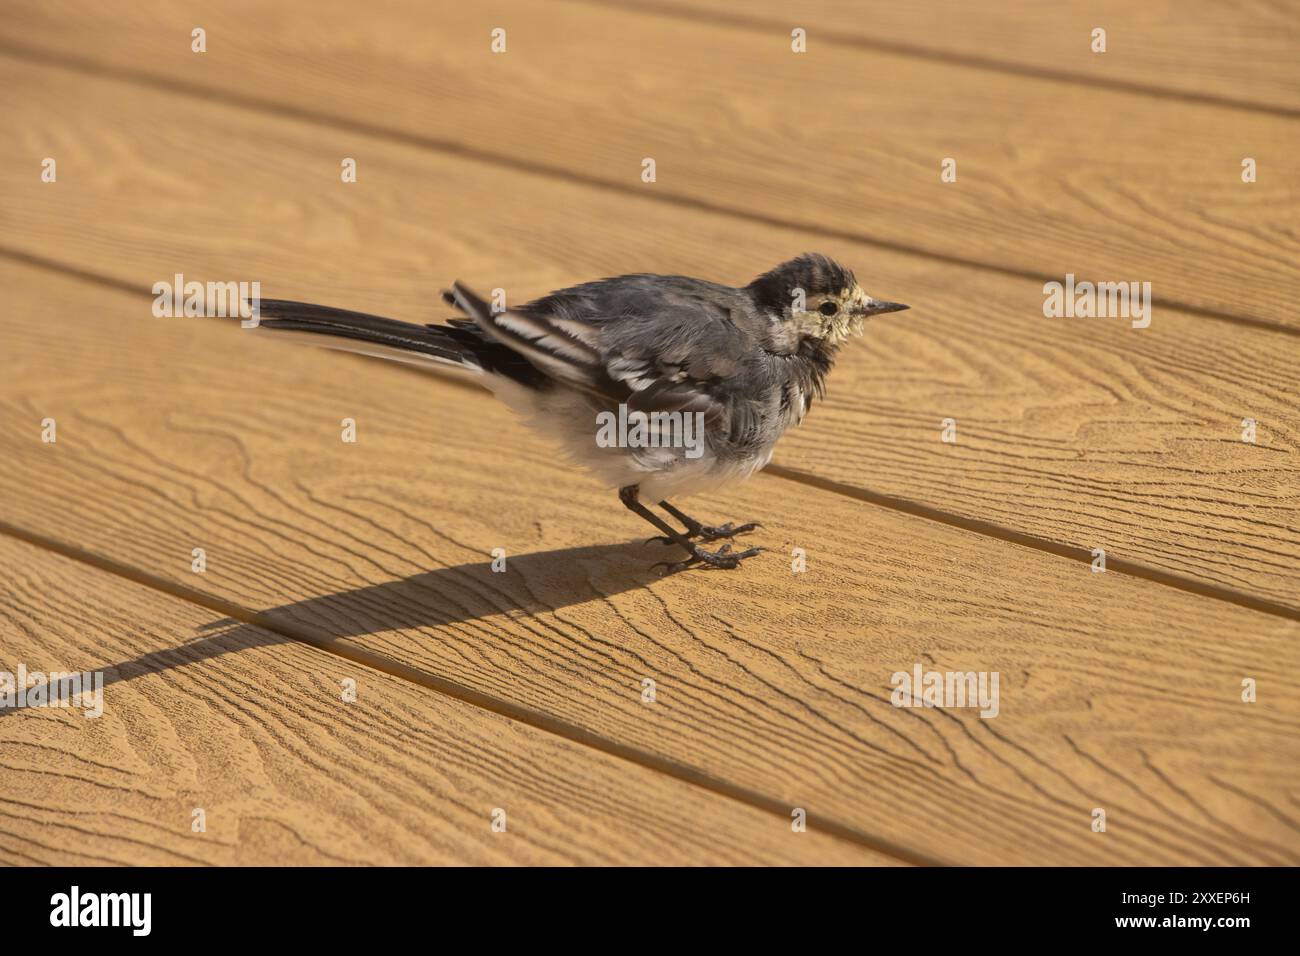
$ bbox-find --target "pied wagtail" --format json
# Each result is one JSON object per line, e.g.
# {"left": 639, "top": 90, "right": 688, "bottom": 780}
{"left": 249, "top": 253, "right": 908, "bottom": 572}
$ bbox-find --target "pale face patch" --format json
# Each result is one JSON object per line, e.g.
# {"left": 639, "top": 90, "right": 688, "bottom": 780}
{"left": 789, "top": 284, "right": 871, "bottom": 345}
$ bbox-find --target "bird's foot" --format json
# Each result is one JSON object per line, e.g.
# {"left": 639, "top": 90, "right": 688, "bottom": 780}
{"left": 648, "top": 521, "right": 761, "bottom": 545}
{"left": 652, "top": 542, "right": 764, "bottom": 575}
{"left": 691, "top": 521, "right": 761, "bottom": 542}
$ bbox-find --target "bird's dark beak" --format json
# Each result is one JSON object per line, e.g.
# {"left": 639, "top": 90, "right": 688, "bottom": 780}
{"left": 861, "top": 299, "right": 910, "bottom": 317}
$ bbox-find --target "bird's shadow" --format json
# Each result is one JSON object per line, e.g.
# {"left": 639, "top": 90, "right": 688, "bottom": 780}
{"left": 3, "top": 541, "right": 662, "bottom": 715}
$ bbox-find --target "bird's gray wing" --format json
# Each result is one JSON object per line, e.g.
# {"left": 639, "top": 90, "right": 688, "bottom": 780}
{"left": 446, "top": 280, "right": 760, "bottom": 431}
{"left": 446, "top": 282, "right": 608, "bottom": 390}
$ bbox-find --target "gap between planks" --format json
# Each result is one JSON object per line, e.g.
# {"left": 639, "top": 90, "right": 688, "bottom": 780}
{"left": 0, "top": 517, "right": 938, "bottom": 867}
{"left": 0, "top": 41, "right": 1295, "bottom": 341}
{"left": 577, "top": 0, "right": 1300, "bottom": 121}
{"left": 5, "top": 244, "right": 1296, "bottom": 627}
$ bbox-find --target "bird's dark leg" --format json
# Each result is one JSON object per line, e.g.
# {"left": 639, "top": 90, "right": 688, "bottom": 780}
{"left": 658, "top": 500, "right": 761, "bottom": 542}
{"left": 619, "top": 485, "right": 761, "bottom": 573}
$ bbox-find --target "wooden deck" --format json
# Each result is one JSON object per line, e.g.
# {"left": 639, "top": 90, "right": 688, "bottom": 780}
{"left": 1, "top": 0, "right": 1297, "bottom": 865}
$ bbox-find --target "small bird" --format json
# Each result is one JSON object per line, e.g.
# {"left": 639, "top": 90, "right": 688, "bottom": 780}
{"left": 250, "top": 254, "right": 908, "bottom": 572}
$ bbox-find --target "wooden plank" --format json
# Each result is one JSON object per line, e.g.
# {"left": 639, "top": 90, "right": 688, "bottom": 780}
{"left": 2, "top": 58, "right": 1296, "bottom": 613}
{"left": 636, "top": 0, "right": 1300, "bottom": 114}
{"left": 0, "top": 534, "right": 885, "bottom": 865}
{"left": 3, "top": 259, "right": 1298, "bottom": 866}
{"left": 1, "top": 0, "right": 1296, "bottom": 328}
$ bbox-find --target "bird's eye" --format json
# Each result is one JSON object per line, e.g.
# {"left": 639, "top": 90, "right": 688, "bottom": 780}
{"left": 818, "top": 301, "right": 839, "bottom": 317}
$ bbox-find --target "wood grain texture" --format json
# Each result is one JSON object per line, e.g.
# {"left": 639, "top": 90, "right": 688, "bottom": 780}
{"left": 629, "top": 0, "right": 1300, "bottom": 113}
{"left": 3, "top": 58, "right": 1296, "bottom": 613}
{"left": 3, "top": 259, "right": 1298, "bottom": 866}
{"left": 1, "top": 0, "right": 1297, "bottom": 328}
{"left": 0, "top": 534, "right": 884, "bottom": 865}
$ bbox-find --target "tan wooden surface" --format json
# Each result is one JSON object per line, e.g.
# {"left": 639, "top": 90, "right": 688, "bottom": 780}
{"left": 3, "top": 0, "right": 1297, "bottom": 328}
{"left": 1, "top": 1, "right": 1298, "bottom": 866}
{"left": 3, "top": 260, "right": 1297, "bottom": 865}
{"left": 0, "top": 534, "right": 886, "bottom": 864}
{"left": 3, "top": 58, "right": 1296, "bottom": 613}
{"left": 637, "top": 0, "right": 1300, "bottom": 113}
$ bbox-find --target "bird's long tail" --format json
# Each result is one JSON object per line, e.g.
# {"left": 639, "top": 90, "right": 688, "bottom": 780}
{"left": 246, "top": 299, "right": 485, "bottom": 377}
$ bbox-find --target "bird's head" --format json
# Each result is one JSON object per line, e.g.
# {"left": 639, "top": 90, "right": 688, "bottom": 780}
{"left": 747, "top": 253, "right": 909, "bottom": 348}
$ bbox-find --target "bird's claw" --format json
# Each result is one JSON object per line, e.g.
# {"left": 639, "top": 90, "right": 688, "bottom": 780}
{"left": 691, "top": 521, "right": 762, "bottom": 542}
{"left": 652, "top": 543, "right": 764, "bottom": 575}
{"left": 645, "top": 534, "right": 679, "bottom": 547}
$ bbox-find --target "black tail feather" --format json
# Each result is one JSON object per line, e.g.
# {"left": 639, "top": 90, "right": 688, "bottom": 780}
{"left": 247, "top": 297, "right": 549, "bottom": 389}
{"left": 250, "top": 299, "right": 471, "bottom": 366}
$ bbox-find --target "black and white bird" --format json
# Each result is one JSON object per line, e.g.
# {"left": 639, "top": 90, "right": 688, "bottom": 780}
{"left": 249, "top": 254, "right": 908, "bottom": 572}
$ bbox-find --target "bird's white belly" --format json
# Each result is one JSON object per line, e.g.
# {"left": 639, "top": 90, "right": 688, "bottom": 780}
{"left": 488, "top": 378, "right": 774, "bottom": 502}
